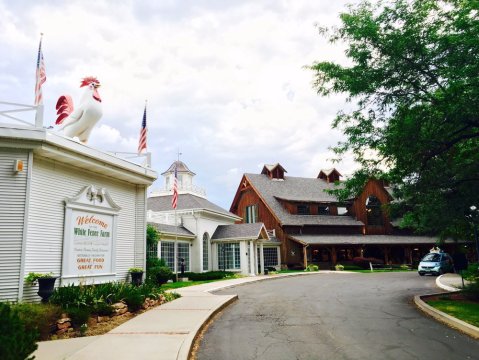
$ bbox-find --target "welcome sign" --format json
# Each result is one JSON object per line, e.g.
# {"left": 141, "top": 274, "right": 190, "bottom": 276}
{"left": 71, "top": 211, "right": 113, "bottom": 275}
{"left": 62, "top": 185, "right": 120, "bottom": 284}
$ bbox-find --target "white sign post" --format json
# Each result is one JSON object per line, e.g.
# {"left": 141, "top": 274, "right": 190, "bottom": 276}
{"left": 61, "top": 185, "right": 121, "bottom": 285}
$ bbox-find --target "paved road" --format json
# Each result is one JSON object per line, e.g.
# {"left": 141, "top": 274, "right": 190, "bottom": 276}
{"left": 196, "top": 272, "right": 479, "bottom": 360}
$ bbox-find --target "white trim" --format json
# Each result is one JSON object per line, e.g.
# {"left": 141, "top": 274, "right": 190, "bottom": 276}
{"left": 17, "top": 150, "right": 33, "bottom": 301}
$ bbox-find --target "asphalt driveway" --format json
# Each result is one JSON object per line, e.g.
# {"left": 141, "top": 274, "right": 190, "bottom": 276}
{"left": 196, "top": 272, "right": 479, "bottom": 360}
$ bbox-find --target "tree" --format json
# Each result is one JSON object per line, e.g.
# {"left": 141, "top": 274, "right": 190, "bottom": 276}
{"left": 311, "top": 0, "right": 479, "bottom": 239}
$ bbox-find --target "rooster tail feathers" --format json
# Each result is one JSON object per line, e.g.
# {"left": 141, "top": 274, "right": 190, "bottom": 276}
{"left": 55, "top": 95, "right": 74, "bottom": 125}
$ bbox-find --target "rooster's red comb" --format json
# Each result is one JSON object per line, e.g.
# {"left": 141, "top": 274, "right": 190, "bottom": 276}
{"left": 80, "top": 76, "right": 100, "bottom": 87}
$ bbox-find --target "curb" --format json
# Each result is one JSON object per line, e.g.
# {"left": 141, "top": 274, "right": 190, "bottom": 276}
{"left": 435, "top": 274, "right": 461, "bottom": 292}
{"left": 178, "top": 294, "right": 238, "bottom": 360}
{"left": 414, "top": 293, "right": 479, "bottom": 340}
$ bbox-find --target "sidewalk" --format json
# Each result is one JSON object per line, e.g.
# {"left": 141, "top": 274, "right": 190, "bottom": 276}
{"left": 436, "top": 272, "right": 470, "bottom": 292}
{"left": 34, "top": 272, "right": 328, "bottom": 360}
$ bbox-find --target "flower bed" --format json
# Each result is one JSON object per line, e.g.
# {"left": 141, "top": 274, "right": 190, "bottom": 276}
{"left": 10, "top": 282, "right": 180, "bottom": 341}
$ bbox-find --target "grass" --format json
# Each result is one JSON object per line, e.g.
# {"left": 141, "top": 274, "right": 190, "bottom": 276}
{"left": 427, "top": 299, "right": 479, "bottom": 328}
{"left": 159, "top": 274, "right": 246, "bottom": 290}
{"left": 349, "top": 268, "right": 413, "bottom": 273}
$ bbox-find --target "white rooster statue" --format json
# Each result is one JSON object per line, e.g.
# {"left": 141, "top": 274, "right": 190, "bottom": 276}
{"left": 55, "top": 76, "right": 103, "bottom": 143}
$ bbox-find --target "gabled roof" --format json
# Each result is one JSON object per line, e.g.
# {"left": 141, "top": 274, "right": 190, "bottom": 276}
{"left": 212, "top": 223, "right": 269, "bottom": 241}
{"left": 148, "top": 222, "right": 195, "bottom": 238}
{"left": 243, "top": 173, "right": 362, "bottom": 226}
{"left": 148, "top": 193, "right": 240, "bottom": 220}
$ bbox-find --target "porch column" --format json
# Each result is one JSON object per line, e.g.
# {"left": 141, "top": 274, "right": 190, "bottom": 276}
{"left": 303, "top": 246, "right": 308, "bottom": 269}
{"left": 249, "top": 241, "right": 256, "bottom": 276}
{"left": 331, "top": 246, "right": 337, "bottom": 266}
{"left": 240, "top": 241, "right": 249, "bottom": 275}
{"left": 259, "top": 242, "right": 265, "bottom": 275}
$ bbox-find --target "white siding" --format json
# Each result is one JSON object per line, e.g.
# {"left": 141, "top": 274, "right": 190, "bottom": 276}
{"left": 23, "top": 157, "right": 145, "bottom": 301}
{"left": 0, "top": 148, "right": 29, "bottom": 301}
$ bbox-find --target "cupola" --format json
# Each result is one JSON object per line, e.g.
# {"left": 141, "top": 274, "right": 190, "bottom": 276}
{"left": 261, "top": 163, "right": 287, "bottom": 180}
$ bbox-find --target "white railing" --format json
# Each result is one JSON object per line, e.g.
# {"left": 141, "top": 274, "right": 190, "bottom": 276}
{"left": 107, "top": 151, "right": 152, "bottom": 168}
{"left": 0, "top": 101, "right": 43, "bottom": 128}
{"left": 151, "top": 184, "right": 207, "bottom": 197}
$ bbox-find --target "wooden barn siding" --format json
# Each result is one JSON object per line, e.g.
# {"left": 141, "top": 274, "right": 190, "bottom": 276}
{"left": 233, "top": 187, "right": 293, "bottom": 264}
{"left": 23, "top": 157, "right": 144, "bottom": 301}
{"left": 352, "top": 179, "right": 392, "bottom": 235}
{"left": 0, "top": 149, "right": 29, "bottom": 301}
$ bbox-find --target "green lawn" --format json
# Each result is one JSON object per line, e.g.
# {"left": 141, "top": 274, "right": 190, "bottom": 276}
{"left": 159, "top": 275, "right": 244, "bottom": 290}
{"left": 427, "top": 299, "right": 479, "bottom": 328}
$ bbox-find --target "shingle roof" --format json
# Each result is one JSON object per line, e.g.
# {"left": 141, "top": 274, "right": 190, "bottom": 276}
{"left": 161, "top": 161, "right": 195, "bottom": 176}
{"left": 148, "top": 193, "right": 239, "bottom": 219}
{"left": 212, "top": 223, "right": 267, "bottom": 240}
{"left": 245, "top": 173, "right": 362, "bottom": 227}
{"left": 148, "top": 222, "right": 195, "bottom": 237}
{"left": 290, "top": 235, "right": 461, "bottom": 245}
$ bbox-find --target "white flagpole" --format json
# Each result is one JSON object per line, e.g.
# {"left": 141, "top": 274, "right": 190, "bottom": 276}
{"left": 174, "top": 207, "right": 178, "bottom": 282}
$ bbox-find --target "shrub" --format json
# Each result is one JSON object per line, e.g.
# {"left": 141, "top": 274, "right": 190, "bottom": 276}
{"left": 93, "top": 302, "right": 115, "bottom": 316}
{"left": 67, "top": 306, "right": 91, "bottom": 328}
{"left": 463, "top": 263, "right": 479, "bottom": 281}
{"left": 0, "top": 302, "right": 38, "bottom": 360}
{"left": 123, "top": 290, "right": 144, "bottom": 312}
{"left": 146, "top": 257, "right": 166, "bottom": 269}
{"left": 305, "top": 264, "right": 319, "bottom": 272}
{"left": 353, "top": 257, "right": 384, "bottom": 269}
{"left": 14, "top": 303, "right": 62, "bottom": 340}
{"left": 128, "top": 267, "right": 143, "bottom": 273}
{"left": 343, "top": 265, "right": 363, "bottom": 271}
{"left": 184, "top": 271, "right": 235, "bottom": 281}
{"left": 335, "top": 264, "right": 344, "bottom": 271}
{"left": 147, "top": 266, "right": 173, "bottom": 285}
{"left": 24, "top": 272, "right": 54, "bottom": 285}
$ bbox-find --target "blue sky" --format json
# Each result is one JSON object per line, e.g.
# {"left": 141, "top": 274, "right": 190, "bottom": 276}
{"left": 0, "top": 0, "right": 360, "bottom": 209}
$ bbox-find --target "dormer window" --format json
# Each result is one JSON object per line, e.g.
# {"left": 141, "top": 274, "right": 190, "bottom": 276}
{"left": 297, "top": 204, "right": 310, "bottom": 215}
{"left": 261, "top": 163, "right": 287, "bottom": 180}
{"left": 318, "top": 206, "right": 330, "bottom": 215}
{"left": 318, "top": 168, "right": 342, "bottom": 183}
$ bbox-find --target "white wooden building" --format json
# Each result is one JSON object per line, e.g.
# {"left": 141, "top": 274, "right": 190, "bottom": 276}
{"left": 0, "top": 125, "right": 156, "bottom": 301}
{"left": 147, "top": 161, "right": 281, "bottom": 275}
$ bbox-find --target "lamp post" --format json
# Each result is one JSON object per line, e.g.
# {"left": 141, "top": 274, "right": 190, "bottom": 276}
{"left": 467, "top": 205, "right": 479, "bottom": 263}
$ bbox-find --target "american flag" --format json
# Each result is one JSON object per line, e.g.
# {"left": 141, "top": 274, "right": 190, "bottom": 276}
{"left": 172, "top": 165, "right": 178, "bottom": 209}
{"left": 138, "top": 104, "right": 147, "bottom": 154}
{"left": 34, "top": 35, "right": 46, "bottom": 106}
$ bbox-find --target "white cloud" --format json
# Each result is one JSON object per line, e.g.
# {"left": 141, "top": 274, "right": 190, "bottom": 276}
{"left": 1, "top": 0, "right": 362, "bottom": 209}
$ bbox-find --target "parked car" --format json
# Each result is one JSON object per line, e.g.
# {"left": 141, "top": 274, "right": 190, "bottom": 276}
{"left": 418, "top": 252, "right": 454, "bottom": 276}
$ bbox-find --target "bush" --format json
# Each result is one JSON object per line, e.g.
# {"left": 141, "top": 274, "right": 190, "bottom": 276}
{"left": 184, "top": 271, "right": 235, "bottom": 281}
{"left": 146, "top": 257, "right": 166, "bottom": 269}
{"left": 305, "top": 264, "right": 319, "bottom": 272}
{"left": 14, "top": 303, "right": 62, "bottom": 340}
{"left": 353, "top": 257, "right": 384, "bottom": 269}
{"left": 0, "top": 302, "right": 38, "bottom": 360}
{"left": 335, "top": 264, "right": 344, "bottom": 271}
{"left": 343, "top": 265, "right": 363, "bottom": 271}
{"left": 462, "top": 263, "right": 479, "bottom": 281}
{"left": 147, "top": 266, "right": 173, "bottom": 285}
{"left": 123, "top": 290, "right": 144, "bottom": 312}
{"left": 67, "top": 306, "right": 91, "bottom": 328}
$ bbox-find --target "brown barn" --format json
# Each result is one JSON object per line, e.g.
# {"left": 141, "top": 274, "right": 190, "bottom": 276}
{"left": 230, "top": 163, "right": 459, "bottom": 269}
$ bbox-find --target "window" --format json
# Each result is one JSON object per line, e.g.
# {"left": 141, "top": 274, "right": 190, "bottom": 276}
{"left": 318, "top": 206, "right": 330, "bottom": 215}
{"left": 147, "top": 241, "right": 158, "bottom": 259}
{"left": 261, "top": 247, "right": 279, "bottom": 267}
{"left": 245, "top": 204, "right": 259, "bottom": 223}
{"left": 218, "top": 243, "right": 241, "bottom": 270}
{"left": 178, "top": 242, "right": 190, "bottom": 272}
{"left": 202, "top": 233, "right": 209, "bottom": 271}
{"left": 297, "top": 204, "right": 310, "bottom": 215}
{"left": 161, "top": 241, "right": 190, "bottom": 271}
{"left": 366, "top": 195, "right": 383, "bottom": 225}
{"left": 161, "top": 241, "right": 175, "bottom": 270}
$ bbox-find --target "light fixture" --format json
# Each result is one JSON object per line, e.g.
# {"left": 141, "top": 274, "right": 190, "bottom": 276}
{"left": 13, "top": 160, "right": 24, "bottom": 173}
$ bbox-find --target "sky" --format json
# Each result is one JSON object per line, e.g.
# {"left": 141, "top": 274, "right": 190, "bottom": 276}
{"left": 0, "top": 0, "right": 361, "bottom": 210}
